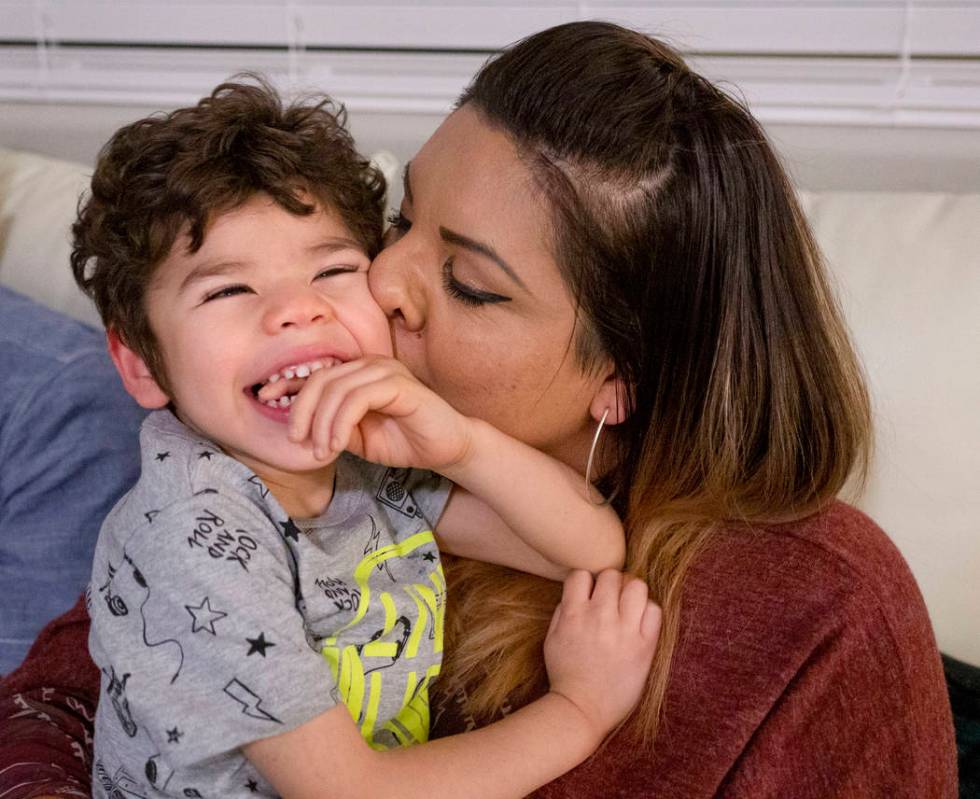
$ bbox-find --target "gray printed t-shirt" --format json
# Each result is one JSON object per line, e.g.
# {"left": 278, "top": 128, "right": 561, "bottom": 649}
{"left": 89, "top": 411, "right": 449, "bottom": 798}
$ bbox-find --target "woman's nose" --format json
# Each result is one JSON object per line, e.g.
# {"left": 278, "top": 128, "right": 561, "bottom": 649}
{"left": 369, "top": 245, "right": 426, "bottom": 333}
{"left": 262, "top": 288, "right": 333, "bottom": 333}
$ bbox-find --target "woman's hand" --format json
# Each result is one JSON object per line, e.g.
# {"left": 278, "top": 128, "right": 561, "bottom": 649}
{"left": 544, "top": 570, "right": 661, "bottom": 741}
{"left": 279, "top": 355, "right": 475, "bottom": 470}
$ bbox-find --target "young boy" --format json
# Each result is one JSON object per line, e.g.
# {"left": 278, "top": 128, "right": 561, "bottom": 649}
{"left": 73, "top": 79, "right": 660, "bottom": 798}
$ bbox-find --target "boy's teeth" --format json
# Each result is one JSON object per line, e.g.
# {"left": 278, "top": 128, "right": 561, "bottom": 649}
{"left": 264, "top": 359, "right": 333, "bottom": 386}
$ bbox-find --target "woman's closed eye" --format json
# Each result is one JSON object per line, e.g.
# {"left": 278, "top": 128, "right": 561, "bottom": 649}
{"left": 385, "top": 208, "right": 511, "bottom": 306}
{"left": 441, "top": 258, "right": 511, "bottom": 307}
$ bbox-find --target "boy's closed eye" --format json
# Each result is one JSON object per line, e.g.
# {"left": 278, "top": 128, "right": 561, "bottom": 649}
{"left": 202, "top": 284, "right": 253, "bottom": 303}
{"left": 315, "top": 265, "right": 360, "bottom": 280}
{"left": 200, "top": 266, "right": 361, "bottom": 304}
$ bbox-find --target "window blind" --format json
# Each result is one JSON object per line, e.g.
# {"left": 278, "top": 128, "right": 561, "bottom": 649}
{"left": 2, "top": 1, "right": 978, "bottom": 127}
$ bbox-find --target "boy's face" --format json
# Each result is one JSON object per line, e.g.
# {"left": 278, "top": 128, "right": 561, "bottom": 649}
{"left": 119, "top": 193, "right": 391, "bottom": 480}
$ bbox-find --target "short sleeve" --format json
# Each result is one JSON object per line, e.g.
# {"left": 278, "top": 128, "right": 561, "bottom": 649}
{"left": 350, "top": 461, "right": 450, "bottom": 535}
{"left": 402, "top": 468, "right": 451, "bottom": 529}
{"left": 89, "top": 493, "right": 338, "bottom": 767}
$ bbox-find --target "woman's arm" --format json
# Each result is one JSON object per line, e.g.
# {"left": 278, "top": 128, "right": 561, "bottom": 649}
{"left": 0, "top": 594, "right": 97, "bottom": 799}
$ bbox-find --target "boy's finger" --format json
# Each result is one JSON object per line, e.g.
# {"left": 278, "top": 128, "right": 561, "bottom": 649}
{"left": 286, "top": 359, "right": 364, "bottom": 443}
{"left": 329, "top": 379, "right": 398, "bottom": 453}
{"left": 590, "top": 568, "right": 624, "bottom": 608}
{"left": 546, "top": 603, "right": 562, "bottom": 637}
{"left": 286, "top": 379, "right": 321, "bottom": 444}
{"left": 296, "top": 364, "right": 387, "bottom": 452}
{"left": 640, "top": 600, "right": 663, "bottom": 643}
{"left": 618, "top": 577, "right": 650, "bottom": 624}
{"left": 561, "top": 569, "right": 594, "bottom": 610}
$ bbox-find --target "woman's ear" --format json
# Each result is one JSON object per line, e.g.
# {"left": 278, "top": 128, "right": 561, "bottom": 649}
{"left": 106, "top": 329, "right": 170, "bottom": 409}
{"left": 590, "top": 373, "right": 628, "bottom": 426}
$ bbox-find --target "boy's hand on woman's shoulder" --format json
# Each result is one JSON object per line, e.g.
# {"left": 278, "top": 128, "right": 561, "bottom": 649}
{"left": 544, "top": 569, "right": 662, "bottom": 742}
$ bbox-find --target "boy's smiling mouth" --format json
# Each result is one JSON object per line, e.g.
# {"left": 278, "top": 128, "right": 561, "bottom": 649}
{"left": 250, "top": 358, "right": 342, "bottom": 408}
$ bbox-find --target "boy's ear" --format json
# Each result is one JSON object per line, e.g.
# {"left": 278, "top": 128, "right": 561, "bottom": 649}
{"left": 106, "top": 328, "right": 170, "bottom": 409}
{"left": 589, "top": 372, "right": 628, "bottom": 426}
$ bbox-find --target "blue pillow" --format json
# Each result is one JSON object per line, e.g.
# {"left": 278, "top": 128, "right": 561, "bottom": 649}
{"left": 0, "top": 287, "right": 146, "bottom": 674}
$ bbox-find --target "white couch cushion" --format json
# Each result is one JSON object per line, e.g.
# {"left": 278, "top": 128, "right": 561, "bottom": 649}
{"left": 800, "top": 190, "right": 980, "bottom": 666}
{"left": 0, "top": 147, "right": 101, "bottom": 326}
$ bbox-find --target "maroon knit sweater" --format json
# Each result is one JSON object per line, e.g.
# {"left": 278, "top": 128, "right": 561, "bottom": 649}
{"left": 0, "top": 502, "right": 957, "bottom": 797}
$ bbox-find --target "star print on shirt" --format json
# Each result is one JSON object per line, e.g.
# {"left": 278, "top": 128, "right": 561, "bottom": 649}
{"left": 155, "top": 451, "right": 170, "bottom": 462}
{"left": 422, "top": 552, "right": 437, "bottom": 563}
{"left": 198, "top": 450, "right": 214, "bottom": 460}
{"left": 166, "top": 726, "right": 183, "bottom": 744}
{"left": 280, "top": 519, "right": 301, "bottom": 542}
{"left": 247, "top": 474, "right": 270, "bottom": 498}
{"left": 246, "top": 779, "right": 259, "bottom": 792}
{"left": 185, "top": 596, "right": 227, "bottom": 635}
{"left": 246, "top": 632, "right": 275, "bottom": 657}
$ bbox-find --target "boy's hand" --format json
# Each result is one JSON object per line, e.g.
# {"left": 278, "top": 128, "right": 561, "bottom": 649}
{"left": 283, "top": 356, "right": 475, "bottom": 470}
{"left": 544, "top": 569, "right": 661, "bottom": 742}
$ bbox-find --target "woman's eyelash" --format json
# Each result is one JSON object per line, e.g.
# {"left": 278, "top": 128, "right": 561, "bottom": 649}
{"left": 441, "top": 258, "right": 511, "bottom": 307}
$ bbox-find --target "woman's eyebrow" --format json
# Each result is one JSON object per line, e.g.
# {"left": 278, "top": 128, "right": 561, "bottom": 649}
{"left": 439, "top": 227, "right": 526, "bottom": 290}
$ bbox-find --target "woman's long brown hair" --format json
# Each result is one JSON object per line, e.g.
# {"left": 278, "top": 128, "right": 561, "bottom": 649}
{"left": 440, "top": 21, "right": 871, "bottom": 745}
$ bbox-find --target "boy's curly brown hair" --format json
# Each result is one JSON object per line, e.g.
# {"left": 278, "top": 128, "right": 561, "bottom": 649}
{"left": 71, "top": 76, "right": 386, "bottom": 392}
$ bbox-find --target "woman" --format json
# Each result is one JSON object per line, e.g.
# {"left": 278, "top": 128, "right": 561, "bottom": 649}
{"left": 0, "top": 21, "right": 956, "bottom": 798}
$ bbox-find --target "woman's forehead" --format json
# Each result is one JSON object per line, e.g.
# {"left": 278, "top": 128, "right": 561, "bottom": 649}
{"left": 412, "top": 108, "right": 532, "bottom": 201}
{"left": 408, "top": 107, "right": 552, "bottom": 257}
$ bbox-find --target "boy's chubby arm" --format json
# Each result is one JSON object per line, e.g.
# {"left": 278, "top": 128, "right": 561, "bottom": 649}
{"left": 245, "top": 569, "right": 661, "bottom": 799}
{"left": 281, "top": 356, "right": 625, "bottom": 580}
{"left": 245, "top": 687, "right": 596, "bottom": 799}
{"left": 433, "top": 422, "right": 624, "bottom": 580}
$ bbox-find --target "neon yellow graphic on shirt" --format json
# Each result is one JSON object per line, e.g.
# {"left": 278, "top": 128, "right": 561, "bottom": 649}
{"left": 321, "top": 530, "right": 445, "bottom": 750}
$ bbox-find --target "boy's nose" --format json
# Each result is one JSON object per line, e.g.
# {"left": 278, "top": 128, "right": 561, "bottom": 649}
{"left": 369, "top": 247, "right": 426, "bottom": 333}
{"left": 263, "top": 289, "right": 334, "bottom": 332}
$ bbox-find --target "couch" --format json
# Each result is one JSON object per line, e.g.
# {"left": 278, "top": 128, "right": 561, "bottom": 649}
{"left": 1, "top": 145, "right": 977, "bottom": 675}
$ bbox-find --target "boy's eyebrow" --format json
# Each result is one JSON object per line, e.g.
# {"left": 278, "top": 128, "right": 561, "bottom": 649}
{"left": 404, "top": 162, "right": 526, "bottom": 291}
{"left": 307, "top": 238, "right": 365, "bottom": 256}
{"left": 179, "top": 260, "right": 246, "bottom": 293}
{"left": 439, "top": 227, "right": 527, "bottom": 291}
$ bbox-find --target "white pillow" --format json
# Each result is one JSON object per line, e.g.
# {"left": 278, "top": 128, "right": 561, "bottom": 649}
{"left": 0, "top": 147, "right": 100, "bottom": 326}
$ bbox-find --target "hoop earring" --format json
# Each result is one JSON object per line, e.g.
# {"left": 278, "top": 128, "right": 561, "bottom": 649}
{"left": 586, "top": 408, "right": 616, "bottom": 506}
